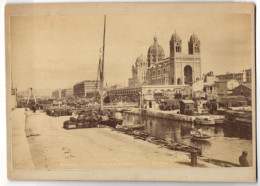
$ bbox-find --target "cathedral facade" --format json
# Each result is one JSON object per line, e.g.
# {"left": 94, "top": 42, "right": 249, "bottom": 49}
{"left": 128, "top": 32, "right": 202, "bottom": 87}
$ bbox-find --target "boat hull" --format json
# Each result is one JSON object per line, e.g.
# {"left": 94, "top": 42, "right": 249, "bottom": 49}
{"left": 191, "top": 134, "right": 211, "bottom": 141}
{"left": 194, "top": 118, "right": 215, "bottom": 126}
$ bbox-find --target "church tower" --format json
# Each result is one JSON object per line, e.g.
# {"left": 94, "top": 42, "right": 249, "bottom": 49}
{"left": 188, "top": 33, "right": 200, "bottom": 55}
{"left": 170, "top": 31, "right": 182, "bottom": 57}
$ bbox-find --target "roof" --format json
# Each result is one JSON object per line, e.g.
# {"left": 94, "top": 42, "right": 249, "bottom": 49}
{"left": 189, "top": 33, "right": 200, "bottom": 42}
{"left": 74, "top": 80, "right": 99, "bottom": 86}
{"left": 180, "top": 100, "right": 195, "bottom": 104}
{"left": 242, "top": 83, "right": 252, "bottom": 89}
{"left": 233, "top": 83, "right": 252, "bottom": 90}
{"left": 171, "top": 32, "right": 182, "bottom": 41}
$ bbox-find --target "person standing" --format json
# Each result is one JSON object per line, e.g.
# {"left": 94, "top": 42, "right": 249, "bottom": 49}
{"left": 239, "top": 150, "right": 249, "bottom": 167}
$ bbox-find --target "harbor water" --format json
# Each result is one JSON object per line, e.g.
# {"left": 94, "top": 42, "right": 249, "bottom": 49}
{"left": 122, "top": 113, "right": 253, "bottom": 166}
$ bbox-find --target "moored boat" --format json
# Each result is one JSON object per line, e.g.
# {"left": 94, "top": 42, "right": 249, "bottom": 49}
{"left": 194, "top": 117, "right": 215, "bottom": 125}
{"left": 190, "top": 133, "right": 211, "bottom": 141}
{"left": 214, "top": 118, "right": 224, "bottom": 124}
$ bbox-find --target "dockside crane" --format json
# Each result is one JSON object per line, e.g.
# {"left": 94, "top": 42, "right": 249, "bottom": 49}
{"left": 26, "top": 87, "right": 37, "bottom": 112}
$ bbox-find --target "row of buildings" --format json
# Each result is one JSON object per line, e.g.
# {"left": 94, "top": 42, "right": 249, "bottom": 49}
{"left": 52, "top": 88, "right": 73, "bottom": 99}
{"left": 51, "top": 32, "right": 252, "bottom": 108}
{"left": 107, "top": 33, "right": 252, "bottom": 108}
{"left": 52, "top": 80, "right": 100, "bottom": 99}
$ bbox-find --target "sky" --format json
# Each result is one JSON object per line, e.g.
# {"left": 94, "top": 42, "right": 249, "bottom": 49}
{"left": 10, "top": 14, "right": 252, "bottom": 93}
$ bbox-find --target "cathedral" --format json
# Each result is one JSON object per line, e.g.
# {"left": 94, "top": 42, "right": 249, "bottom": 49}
{"left": 128, "top": 32, "right": 202, "bottom": 87}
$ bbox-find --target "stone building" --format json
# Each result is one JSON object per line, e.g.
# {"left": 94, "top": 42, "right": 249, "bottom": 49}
{"left": 61, "top": 88, "right": 73, "bottom": 98}
{"left": 245, "top": 68, "right": 252, "bottom": 83}
{"left": 128, "top": 55, "right": 148, "bottom": 87}
{"left": 52, "top": 89, "right": 62, "bottom": 99}
{"left": 232, "top": 84, "right": 251, "bottom": 99}
{"left": 73, "top": 80, "right": 100, "bottom": 98}
{"left": 216, "top": 70, "right": 247, "bottom": 84}
{"left": 215, "top": 79, "right": 239, "bottom": 95}
{"left": 110, "top": 32, "right": 201, "bottom": 108}
{"left": 128, "top": 33, "right": 202, "bottom": 87}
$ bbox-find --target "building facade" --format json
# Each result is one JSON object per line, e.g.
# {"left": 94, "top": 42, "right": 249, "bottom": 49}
{"left": 245, "top": 68, "right": 251, "bottom": 83}
{"left": 216, "top": 70, "right": 247, "bottom": 84}
{"left": 73, "top": 80, "right": 100, "bottom": 98}
{"left": 61, "top": 88, "right": 73, "bottom": 98}
{"left": 107, "top": 84, "right": 191, "bottom": 108}
{"left": 215, "top": 79, "right": 239, "bottom": 95}
{"left": 232, "top": 84, "right": 251, "bottom": 99}
{"left": 128, "top": 33, "right": 202, "bottom": 87}
{"left": 52, "top": 89, "right": 62, "bottom": 99}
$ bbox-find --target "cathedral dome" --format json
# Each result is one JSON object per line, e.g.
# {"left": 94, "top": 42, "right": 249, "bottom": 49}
{"left": 171, "top": 32, "right": 181, "bottom": 41}
{"left": 135, "top": 54, "right": 146, "bottom": 66}
{"left": 190, "top": 33, "right": 200, "bottom": 42}
{"left": 147, "top": 35, "right": 165, "bottom": 61}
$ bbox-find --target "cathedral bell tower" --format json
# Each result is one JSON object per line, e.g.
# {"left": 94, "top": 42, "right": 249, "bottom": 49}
{"left": 170, "top": 31, "right": 182, "bottom": 57}
{"left": 188, "top": 32, "right": 200, "bottom": 55}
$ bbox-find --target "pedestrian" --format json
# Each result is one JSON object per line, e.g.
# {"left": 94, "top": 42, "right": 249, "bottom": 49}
{"left": 239, "top": 150, "right": 249, "bottom": 167}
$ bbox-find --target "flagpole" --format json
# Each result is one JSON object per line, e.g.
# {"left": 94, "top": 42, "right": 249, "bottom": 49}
{"left": 100, "top": 15, "right": 106, "bottom": 111}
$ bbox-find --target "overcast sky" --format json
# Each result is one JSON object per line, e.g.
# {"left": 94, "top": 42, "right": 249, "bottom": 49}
{"left": 10, "top": 14, "right": 252, "bottom": 92}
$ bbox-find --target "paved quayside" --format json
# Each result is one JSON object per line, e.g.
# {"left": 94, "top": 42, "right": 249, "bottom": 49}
{"left": 12, "top": 108, "right": 218, "bottom": 169}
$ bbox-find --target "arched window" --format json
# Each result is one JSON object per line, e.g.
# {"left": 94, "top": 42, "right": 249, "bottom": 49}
{"left": 177, "top": 78, "right": 181, "bottom": 85}
{"left": 195, "top": 44, "right": 199, "bottom": 53}
{"left": 157, "top": 70, "right": 160, "bottom": 75}
{"left": 176, "top": 43, "right": 181, "bottom": 52}
{"left": 153, "top": 71, "right": 156, "bottom": 76}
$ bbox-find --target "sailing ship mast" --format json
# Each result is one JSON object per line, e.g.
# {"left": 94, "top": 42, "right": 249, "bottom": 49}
{"left": 100, "top": 15, "right": 106, "bottom": 111}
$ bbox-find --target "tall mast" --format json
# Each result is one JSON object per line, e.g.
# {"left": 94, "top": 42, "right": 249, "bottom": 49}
{"left": 100, "top": 15, "right": 106, "bottom": 110}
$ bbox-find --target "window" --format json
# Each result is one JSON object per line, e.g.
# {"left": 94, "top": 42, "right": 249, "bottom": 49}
{"left": 177, "top": 78, "right": 181, "bottom": 85}
{"left": 195, "top": 44, "right": 199, "bottom": 53}
{"left": 176, "top": 43, "right": 181, "bottom": 52}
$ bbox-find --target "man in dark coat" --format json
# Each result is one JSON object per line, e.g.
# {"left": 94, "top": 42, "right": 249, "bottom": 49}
{"left": 239, "top": 150, "right": 249, "bottom": 167}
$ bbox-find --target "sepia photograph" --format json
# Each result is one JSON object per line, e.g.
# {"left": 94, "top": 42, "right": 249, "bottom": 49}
{"left": 5, "top": 2, "right": 256, "bottom": 182}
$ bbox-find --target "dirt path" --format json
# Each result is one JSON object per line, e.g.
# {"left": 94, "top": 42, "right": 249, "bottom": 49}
{"left": 24, "top": 111, "right": 217, "bottom": 169}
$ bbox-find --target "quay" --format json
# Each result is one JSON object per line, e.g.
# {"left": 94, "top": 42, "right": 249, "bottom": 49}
{"left": 11, "top": 108, "right": 218, "bottom": 170}
{"left": 126, "top": 108, "right": 225, "bottom": 123}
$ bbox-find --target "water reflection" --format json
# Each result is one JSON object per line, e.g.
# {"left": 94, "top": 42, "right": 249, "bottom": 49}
{"left": 122, "top": 113, "right": 253, "bottom": 165}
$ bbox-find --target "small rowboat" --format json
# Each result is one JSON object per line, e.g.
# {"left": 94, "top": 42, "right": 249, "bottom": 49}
{"left": 115, "top": 124, "right": 145, "bottom": 131}
{"left": 190, "top": 132, "right": 211, "bottom": 141}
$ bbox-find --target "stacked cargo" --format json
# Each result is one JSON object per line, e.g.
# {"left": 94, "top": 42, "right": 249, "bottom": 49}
{"left": 63, "top": 110, "right": 100, "bottom": 129}
{"left": 46, "top": 108, "right": 73, "bottom": 117}
{"left": 63, "top": 109, "right": 124, "bottom": 130}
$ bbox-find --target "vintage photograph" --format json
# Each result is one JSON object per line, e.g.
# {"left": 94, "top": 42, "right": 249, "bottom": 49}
{"left": 6, "top": 3, "right": 256, "bottom": 182}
